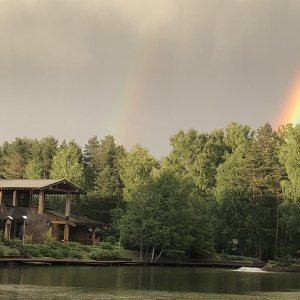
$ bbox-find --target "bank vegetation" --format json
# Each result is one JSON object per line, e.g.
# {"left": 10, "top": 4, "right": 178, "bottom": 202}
{"left": 1, "top": 122, "right": 300, "bottom": 262}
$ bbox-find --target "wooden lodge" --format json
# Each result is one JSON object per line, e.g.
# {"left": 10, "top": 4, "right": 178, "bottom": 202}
{"left": 0, "top": 179, "right": 102, "bottom": 245}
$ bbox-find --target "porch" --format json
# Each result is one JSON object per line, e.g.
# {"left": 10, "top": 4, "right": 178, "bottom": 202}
{"left": 0, "top": 179, "right": 102, "bottom": 245}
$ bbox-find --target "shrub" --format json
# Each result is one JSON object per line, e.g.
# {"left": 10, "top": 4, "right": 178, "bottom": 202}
{"left": 59, "top": 248, "right": 70, "bottom": 258}
{"left": 69, "top": 249, "right": 84, "bottom": 259}
{"left": 39, "top": 245, "right": 57, "bottom": 257}
{"left": 23, "top": 245, "right": 42, "bottom": 258}
{"left": 13, "top": 240, "right": 23, "bottom": 250}
{"left": 80, "top": 245, "right": 93, "bottom": 252}
{"left": 89, "top": 249, "right": 120, "bottom": 260}
{"left": 8, "top": 248, "right": 20, "bottom": 256}
{"left": 96, "top": 242, "right": 115, "bottom": 250}
{"left": 47, "top": 241, "right": 62, "bottom": 250}
{"left": 44, "top": 229, "right": 56, "bottom": 243}
{"left": 64, "top": 242, "right": 81, "bottom": 249}
{"left": 24, "top": 234, "right": 33, "bottom": 244}
{"left": 53, "top": 250, "right": 64, "bottom": 259}
{"left": 89, "top": 249, "right": 109, "bottom": 260}
{"left": 104, "top": 236, "right": 117, "bottom": 244}
{"left": 0, "top": 249, "right": 4, "bottom": 256}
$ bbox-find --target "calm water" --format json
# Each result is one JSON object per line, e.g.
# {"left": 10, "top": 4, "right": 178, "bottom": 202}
{"left": 0, "top": 266, "right": 300, "bottom": 299}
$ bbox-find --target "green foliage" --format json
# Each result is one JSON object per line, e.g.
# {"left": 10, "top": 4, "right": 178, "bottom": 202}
{"left": 0, "top": 243, "right": 11, "bottom": 255}
{"left": 68, "top": 249, "right": 84, "bottom": 259}
{"left": 0, "top": 123, "right": 300, "bottom": 262}
{"left": 19, "top": 241, "right": 119, "bottom": 259}
{"left": 8, "top": 248, "right": 20, "bottom": 256}
{"left": 82, "top": 135, "right": 125, "bottom": 223}
{"left": 88, "top": 249, "right": 120, "bottom": 260}
{"left": 1, "top": 137, "right": 33, "bottom": 179}
{"left": 26, "top": 137, "right": 58, "bottom": 179}
{"left": 278, "top": 124, "right": 300, "bottom": 202}
{"left": 0, "top": 249, "right": 4, "bottom": 256}
{"left": 80, "top": 245, "right": 93, "bottom": 252}
{"left": 12, "top": 240, "right": 23, "bottom": 249}
{"left": 96, "top": 242, "right": 115, "bottom": 250}
{"left": 38, "top": 245, "right": 57, "bottom": 257}
{"left": 167, "top": 128, "right": 226, "bottom": 192}
{"left": 104, "top": 208, "right": 125, "bottom": 243}
{"left": 121, "top": 167, "right": 214, "bottom": 262}
{"left": 44, "top": 229, "right": 56, "bottom": 243}
{"left": 120, "top": 144, "right": 158, "bottom": 200}
{"left": 165, "top": 250, "right": 186, "bottom": 262}
{"left": 218, "top": 254, "right": 259, "bottom": 262}
{"left": 50, "top": 140, "right": 85, "bottom": 188}
{"left": 23, "top": 245, "right": 42, "bottom": 257}
{"left": 214, "top": 123, "right": 284, "bottom": 260}
{"left": 63, "top": 242, "right": 82, "bottom": 249}
{"left": 274, "top": 255, "right": 293, "bottom": 267}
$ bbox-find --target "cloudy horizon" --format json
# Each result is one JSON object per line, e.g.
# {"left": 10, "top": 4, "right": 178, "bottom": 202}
{"left": 1, "top": 0, "right": 300, "bottom": 157}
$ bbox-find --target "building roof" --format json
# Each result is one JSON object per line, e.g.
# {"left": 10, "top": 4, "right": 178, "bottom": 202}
{"left": 0, "top": 205, "right": 28, "bottom": 220}
{"left": 0, "top": 179, "right": 86, "bottom": 195}
{"left": 45, "top": 209, "right": 103, "bottom": 227}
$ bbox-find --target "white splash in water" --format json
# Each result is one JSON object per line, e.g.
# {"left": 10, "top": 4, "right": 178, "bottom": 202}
{"left": 235, "top": 267, "right": 265, "bottom": 272}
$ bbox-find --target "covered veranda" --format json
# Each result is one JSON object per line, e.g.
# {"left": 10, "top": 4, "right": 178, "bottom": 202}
{"left": 0, "top": 179, "right": 102, "bottom": 245}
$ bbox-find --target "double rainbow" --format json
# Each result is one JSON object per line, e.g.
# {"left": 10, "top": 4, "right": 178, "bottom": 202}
{"left": 276, "top": 73, "right": 300, "bottom": 129}
{"left": 113, "top": 31, "right": 161, "bottom": 148}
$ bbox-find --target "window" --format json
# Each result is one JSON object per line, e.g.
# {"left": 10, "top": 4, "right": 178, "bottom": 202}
{"left": 3, "top": 191, "right": 13, "bottom": 206}
{"left": 18, "top": 191, "right": 30, "bottom": 207}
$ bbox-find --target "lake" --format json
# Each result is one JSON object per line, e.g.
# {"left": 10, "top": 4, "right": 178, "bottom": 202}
{"left": 0, "top": 265, "right": 300, "bottom": 299}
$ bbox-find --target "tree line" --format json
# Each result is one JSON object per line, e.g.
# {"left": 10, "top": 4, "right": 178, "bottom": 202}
{"left": 1, "top": 122, "right": 300, "bottom": 261}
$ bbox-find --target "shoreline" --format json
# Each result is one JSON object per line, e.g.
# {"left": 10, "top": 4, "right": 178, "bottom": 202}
{"left": 0, "top": 256, "right": 266, "bottom": 268}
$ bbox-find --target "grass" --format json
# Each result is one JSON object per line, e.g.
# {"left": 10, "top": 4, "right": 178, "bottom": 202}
{"left": 119, "top": 249, "right": 140, "bottom": 261}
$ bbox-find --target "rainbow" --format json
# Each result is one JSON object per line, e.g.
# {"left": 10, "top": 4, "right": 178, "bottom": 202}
{"left": 276, "top": 73, "right": 300, "bottom": 129}
{"left": 112, "top": 33, "right": 161, "bottom": 149}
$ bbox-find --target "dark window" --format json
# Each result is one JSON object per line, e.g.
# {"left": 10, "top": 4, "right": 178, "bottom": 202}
{"left": 58, "top": 225, "right": 64, "bottom": 241}
{"left": 3, "top": 191, "right": 13, "bottom": 206}
{"left": 18, "top": 191, "right": 30, "bottom": 207}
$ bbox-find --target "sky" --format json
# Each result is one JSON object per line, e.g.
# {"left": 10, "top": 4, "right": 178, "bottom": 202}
{"left": 1, "top": 0, "right": 300, "bottom": 158}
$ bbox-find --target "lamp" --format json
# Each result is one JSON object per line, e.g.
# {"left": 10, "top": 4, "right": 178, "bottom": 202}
{"left": 22, "top": 216, "right": 27, "bottom": 244}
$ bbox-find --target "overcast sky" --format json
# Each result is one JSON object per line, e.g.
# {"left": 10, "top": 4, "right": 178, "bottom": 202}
{"left": 1, "top": 0, "right": 300, "bottom": 158}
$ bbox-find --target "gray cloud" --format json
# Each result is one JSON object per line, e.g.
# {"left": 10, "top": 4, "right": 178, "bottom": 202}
{"left": 0, "top": 0, "right": 300, "bottom": 157}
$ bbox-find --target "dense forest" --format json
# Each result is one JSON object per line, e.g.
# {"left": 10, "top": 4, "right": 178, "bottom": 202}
{"left": 1, "top": 122, "right": 300, "bottom": 261}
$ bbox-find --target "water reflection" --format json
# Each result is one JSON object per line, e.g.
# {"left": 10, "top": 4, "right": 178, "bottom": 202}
{"left": 0, "top": 266, "right": 299, "bottom": 298}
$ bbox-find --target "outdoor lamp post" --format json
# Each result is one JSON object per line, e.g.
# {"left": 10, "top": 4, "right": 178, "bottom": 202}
{"left": 22, "top": 216, "right": 27, "bottom": 244}
{"left": 8, "top": 216, "right": 13, "bottom": 242}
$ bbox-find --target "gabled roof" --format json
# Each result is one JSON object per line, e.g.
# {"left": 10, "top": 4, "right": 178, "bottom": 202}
{"left": 45, "top": 209, "right": 103, "bottom": 227}
{"left": 0, "top": 205, "right": 28, "bottom": 220}
{"left": 0, "top": 179, "right": 86, "bottom": 195}
{"left": 5, "top": 206, "right": 27, "bottom": 220}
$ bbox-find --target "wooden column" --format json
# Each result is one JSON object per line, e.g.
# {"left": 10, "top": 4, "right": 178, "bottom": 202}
{"left": 92, "top": 227, "right": 96, "bottom": 245}
{"left": 65, "top": 193, "right": 71, "bottom": 219}
{"left": 13, "top": 222, "right": 17, "bottom": 240}
{"left": 4, "top": 220, "right": 10, "bottom": 240}
{"left": 52, "top": 223, "right": 58, "bottom": 240}
{"left": 29, "top": 190, "right": 33, "bottom": 209}
{"left": 38, "top": 190, "right": 45, "bottom": 214}
{"left": 0, "top": 191, "right": 2, "bottom": 204}
{"left": 64, "top": 224, "right": 69, "bottom": 242}
{"left": 12, "top": 191, "right": 17, "bottom": 207}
